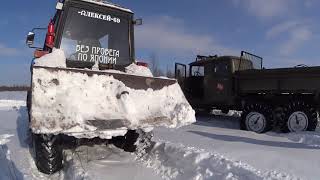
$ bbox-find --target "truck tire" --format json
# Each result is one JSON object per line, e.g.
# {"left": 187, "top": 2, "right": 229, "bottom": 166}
{"left": 240, "top": 102, "right": 273, "bottom": 133}
{"left": 281, "top": 101, "right": 318, "bottom": 132}
{"left": 33, "top": 134, "right": 63, "bottom": 174}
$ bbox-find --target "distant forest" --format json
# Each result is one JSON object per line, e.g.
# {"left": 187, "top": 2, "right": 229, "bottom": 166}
{"left": 0, "top": 86, "right": 30, "bottom": 91}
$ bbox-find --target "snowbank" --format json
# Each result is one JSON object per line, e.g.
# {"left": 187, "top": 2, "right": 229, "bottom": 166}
{"left": 0, "top": 134, "right": 13, "bottom": 145}
{"left": 31, "top": 50, "right": 195, "bottom": 139}
{"left": 212, "top": 109, "right": 242, "bottom": 117}
{"left": 138, "top": 142, "right": 297, "bottom": 180}
{"left": 268, "top": 132, "right": 320, "bottom": 148}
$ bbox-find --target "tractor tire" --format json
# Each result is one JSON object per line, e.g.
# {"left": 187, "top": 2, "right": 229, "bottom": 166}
{"left": 27, "top": 90, "right": 31, "bottom": 120}
{"left": 33, "top": 134, "right": 63, "bottom": 174}
{"left": 240, "top": 102, "right": 273, "bottom": 133}
{"left": 112, "top": 130, "right": 154, "bottom": 153}
{"left": 281, "top": 101, "right": 318, "bottom": 133}
{"left": 221, "top": 109, "right": 229, "bottom": 114}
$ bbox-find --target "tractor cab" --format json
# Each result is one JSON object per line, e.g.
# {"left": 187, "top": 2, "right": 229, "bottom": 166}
{"left": 175, "top": 51, "right": 263, "bottom": 111}
{"left": 26, "top": 0, "right": 143, "bottom": 71}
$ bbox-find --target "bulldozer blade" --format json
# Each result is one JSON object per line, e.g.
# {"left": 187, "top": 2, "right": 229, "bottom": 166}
{"left": 29, "top": 66, "right": 194, "bottom": 138}
{"left": 32, "top": 66, "right": 176, "bottom": 90}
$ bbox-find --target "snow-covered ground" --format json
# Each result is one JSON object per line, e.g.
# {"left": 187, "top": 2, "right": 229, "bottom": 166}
{"left": 154, "top": 115, "right": 320, "bottom": 180}
{"left": 0, "top": 91, "right": 319, "bottom": 179}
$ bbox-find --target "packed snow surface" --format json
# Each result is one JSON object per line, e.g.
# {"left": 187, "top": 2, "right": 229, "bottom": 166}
{"left": 31, "top": 49, "right": 195, "bottom": 139}
{"left": 0, "top": 92, "right": 319, "bottom": 179}
{"left": 139, "top": 142, "right": 296, "bottom": 180}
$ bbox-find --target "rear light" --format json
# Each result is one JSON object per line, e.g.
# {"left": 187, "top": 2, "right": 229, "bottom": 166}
{"left": 45, "top": 20, "right": 55, "bottom": 48}
{"left": 136, "top": 62, "right": 148, "bottom": 67}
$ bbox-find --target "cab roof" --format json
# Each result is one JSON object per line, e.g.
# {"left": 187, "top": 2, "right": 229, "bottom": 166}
{"left": 189, "top": 56, "right": 240, "bottom": 66}
{"left": 73, "top": 0, "right": 133, "bottom": 13}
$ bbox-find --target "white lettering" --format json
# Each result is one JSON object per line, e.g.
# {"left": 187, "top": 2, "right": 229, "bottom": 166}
{"left": 77, "top": 10, "right": 121, "bottom": 24}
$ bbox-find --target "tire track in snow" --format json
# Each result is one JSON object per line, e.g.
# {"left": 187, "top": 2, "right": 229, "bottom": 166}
{"left": 138, "top": 141, "right": 300, "bottom": 180}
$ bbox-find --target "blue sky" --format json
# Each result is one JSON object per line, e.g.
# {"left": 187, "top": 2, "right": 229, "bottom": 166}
{"left": 1, "top": 0, "right": 320, "bottom": 85}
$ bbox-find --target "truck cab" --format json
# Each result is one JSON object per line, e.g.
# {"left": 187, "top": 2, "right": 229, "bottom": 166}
{"left": 175, "top": 51, "right": 262, "bottom": 112}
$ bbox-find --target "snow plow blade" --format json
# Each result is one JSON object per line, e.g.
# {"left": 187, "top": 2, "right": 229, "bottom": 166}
{"left": 29, "top": 66, "right": 195, "bottom": 139}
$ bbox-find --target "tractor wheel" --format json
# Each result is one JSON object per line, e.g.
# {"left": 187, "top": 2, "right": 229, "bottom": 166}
{"left": 33, "top": 134, "right": 63, "bottom": 174}
{"left": 281, "top": 101, "right": 318, "bottom": 133}
{"left": 112, "top": 130, "right": 154, "bottom": 153}
{"left": 221, "top": 108, "right": 229, "bottom": 114}
{"left": 240, "top": 102, "right": 273, "bottom": 133}
{"left": 27, "top": 91, "right": 31, "bottom": 120}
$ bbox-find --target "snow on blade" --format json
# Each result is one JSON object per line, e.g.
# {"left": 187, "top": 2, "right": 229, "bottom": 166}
{"left": 138, "top": 142, "right": 298, "bottom": 180}
{"left": 31, "top": 49, "right": 195, "bottom": 139}
{"left": 125, "top": 63, "right": 153, "bottom": 77}
{"left": 34, "top": 48, "right": 66, "bottom": 68}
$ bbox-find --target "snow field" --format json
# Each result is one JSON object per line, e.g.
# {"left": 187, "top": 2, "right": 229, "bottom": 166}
{"left": 1, "top": 93, "right": 319, "bottom": 179}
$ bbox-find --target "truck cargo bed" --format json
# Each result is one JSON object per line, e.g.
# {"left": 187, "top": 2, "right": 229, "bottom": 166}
{"left": 236, "top": 66, "right": 320, "bottom": 94}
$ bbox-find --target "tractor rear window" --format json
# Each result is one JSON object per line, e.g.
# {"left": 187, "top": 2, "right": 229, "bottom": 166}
{"left": 60, "top": 7, "right": 130, "bottom": 65}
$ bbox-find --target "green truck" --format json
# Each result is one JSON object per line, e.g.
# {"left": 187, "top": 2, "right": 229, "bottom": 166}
{"left": 175, "top": 51, "right": 319, "bottom": 133}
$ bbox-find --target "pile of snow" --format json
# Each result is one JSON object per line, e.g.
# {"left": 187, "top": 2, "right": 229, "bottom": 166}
{"left": 0, "top": 134, "right": 13, "bottom": 145}
{"left": 211, "top": 109, "right": 242, "bottom": 117}
{"left": 268, "top": 132, "right": 320, "bottom": 148}
{"left": 138, "top": 142, "right": 297, "bottom": 180}
{"left": 31, "top": 50, "right": 195, "bottom": 139}
{"left": 125, "top": 63, "right": 153, "bottom": 77}
{"left": 34, "top": 48, "right": 66, "bottom": 68}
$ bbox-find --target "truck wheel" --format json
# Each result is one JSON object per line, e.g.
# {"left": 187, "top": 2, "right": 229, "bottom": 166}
{"left": 33, "top": 134, "right": 63, "bottom": 174}
{"left": 282, "top": 101, "right": 318, "bottom": 132}
{"left": 240, "top": 102, "right": 273, "bottom": 133}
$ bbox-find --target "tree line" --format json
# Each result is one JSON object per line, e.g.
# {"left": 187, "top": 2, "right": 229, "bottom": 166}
{"left": 149, "top": 53, "right": 175, "bottom": 78}
{"left": 0, "top": 85, "right": 30, "bottom": 92}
